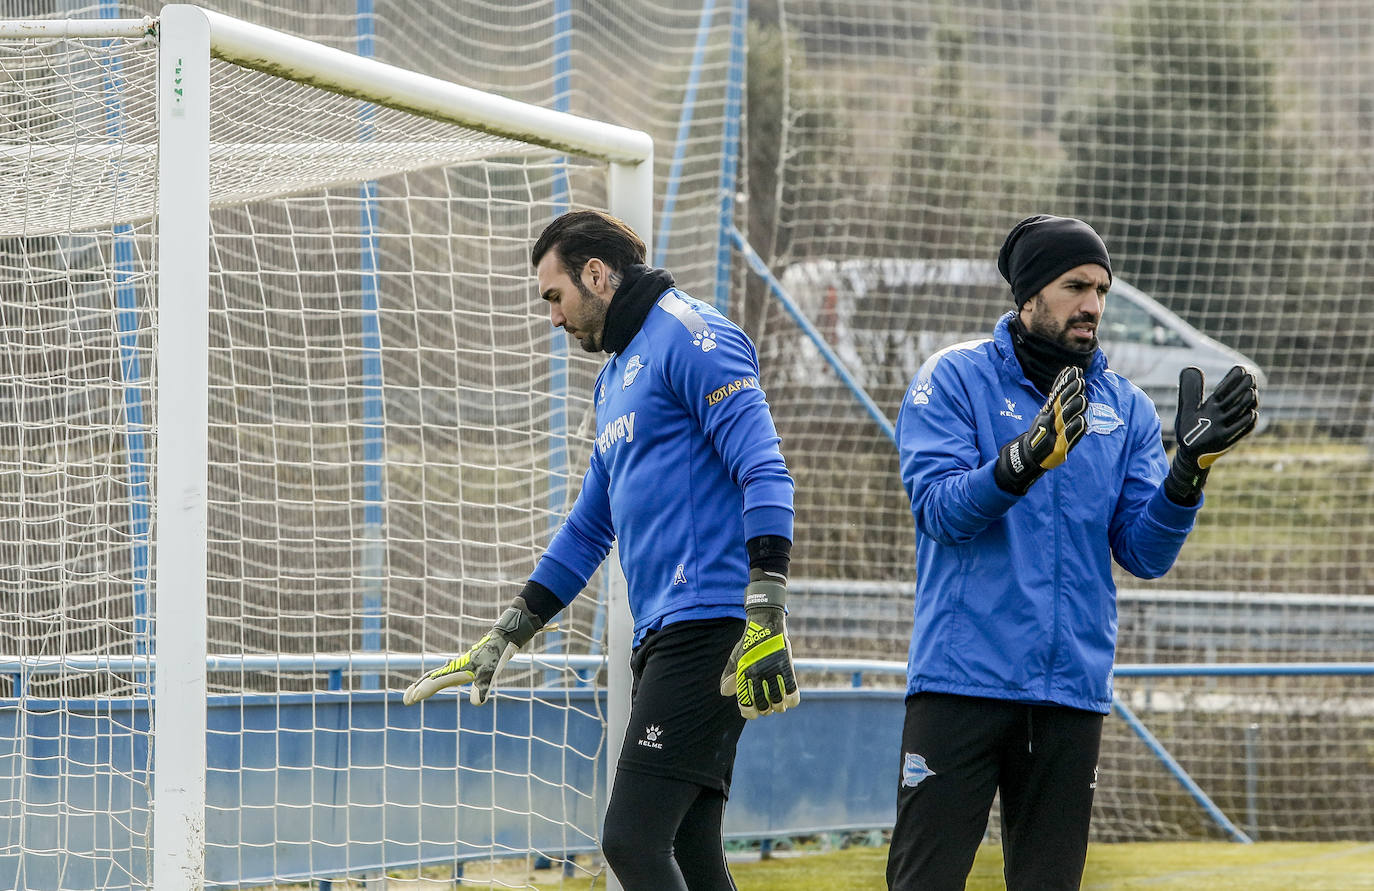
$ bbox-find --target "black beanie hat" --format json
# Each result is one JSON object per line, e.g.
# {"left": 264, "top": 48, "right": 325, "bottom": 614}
{"left": 997, "top": 214, "right": 1112, "bottom": 308}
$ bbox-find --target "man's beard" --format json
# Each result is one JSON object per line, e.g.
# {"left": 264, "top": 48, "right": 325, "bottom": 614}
{"left": 1028, "top": 301, "right": 1098, "bottom": 353}
{"left": 572, "top": 277, "right": 609, "bottom": 353}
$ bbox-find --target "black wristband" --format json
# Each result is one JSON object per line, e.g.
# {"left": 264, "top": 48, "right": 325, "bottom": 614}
{"left": 746, "top": 534, "right": 791, "bottom": 579}
{"left": 1163, "top": 453, "right": 1208, "bottom": 507}
{"left": 518, "top": 579, "right": 565, "bottom": 626}
{"left": 994, "top": 437, "right": 1039, "bottom": 496}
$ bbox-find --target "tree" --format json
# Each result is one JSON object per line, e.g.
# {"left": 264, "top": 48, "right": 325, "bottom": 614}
{"left": 1057, "top": 0, "right": 1357, "bottom": 387}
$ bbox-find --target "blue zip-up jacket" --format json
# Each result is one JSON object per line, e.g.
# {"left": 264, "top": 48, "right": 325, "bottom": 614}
{"left": 531, "top": 288, "right": 794, "bottom": 645}
{"left": 895, "top": 313, "right": 1200, "bottom": 713}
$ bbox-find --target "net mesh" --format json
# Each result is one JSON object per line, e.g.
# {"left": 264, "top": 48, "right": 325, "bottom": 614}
{"left": 748, "top": 0, "right": 1374, "bottom": 599}
{"left": 0, "top": 29, "right": 159, "bottom": 890}
{"left": 1099, "top": 674, "right": 1374, "bottom": 843}
{"left": 745, "top": 0, "right": 1374, "bottom": 844}
{"left": 200, "top": 165, "right": 616, "bottom": 884}
{"left": 3, "top": 0, "right": 1374, "bottom": 883}
{"left": 0, "top": 24, "right": 620, "bottom": 888}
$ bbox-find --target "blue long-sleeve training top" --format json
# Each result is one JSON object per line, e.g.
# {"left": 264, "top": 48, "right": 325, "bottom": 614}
{"left": 896, "top": 313, "right": 1199, "bottom": 713}
{"left": 531, "top": 287, "right": 794, "bottom": 645}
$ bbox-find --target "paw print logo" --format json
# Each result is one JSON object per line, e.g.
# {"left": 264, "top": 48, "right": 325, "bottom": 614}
{"left": 645, "top": 724, "right": 662, "bottom": 742}
{"left": 911, "top": 381, "right": 933, "bottom": 405}
{"left": 692, "top": 326, "right": 717, "bottom": 353}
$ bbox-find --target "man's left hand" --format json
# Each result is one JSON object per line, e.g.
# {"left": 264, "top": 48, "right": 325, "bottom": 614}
{"left": 719, "top": 575, "right": 800, "bottom": 718}
{"left": 1165, "top": 365, "right": 1259, "bottom": 503}
{"left": 1174, "top": 365, "right": 1259, "bottom": 470}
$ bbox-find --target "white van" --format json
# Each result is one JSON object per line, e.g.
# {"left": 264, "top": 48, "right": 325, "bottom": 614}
{"left": 778, "top": 258, "right": 1266, "bottom": 435}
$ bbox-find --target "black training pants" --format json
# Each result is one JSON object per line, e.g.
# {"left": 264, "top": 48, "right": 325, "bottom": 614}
{"left": 886, "top": 692, "right": 1104, "bottom": 891}
{"left": 601, "top": 619, "right": 746, "bottom": 891}
{"left": 602, "top": 771, "right": 736, "bottom": 891}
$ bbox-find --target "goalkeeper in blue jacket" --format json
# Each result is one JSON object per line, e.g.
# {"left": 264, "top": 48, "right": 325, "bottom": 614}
{"left": 888, "top": 215, "right": 1258, "bottom": 890}
{"left": 403, "top": 210, "right": 798, "bottom": 891}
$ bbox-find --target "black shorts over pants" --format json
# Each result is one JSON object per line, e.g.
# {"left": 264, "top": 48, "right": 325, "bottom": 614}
{"left": 615, "top": 617, "right": 747, "bottom": 793}
{"left": 601, "top": 617, "right": 748, "bottom": 890}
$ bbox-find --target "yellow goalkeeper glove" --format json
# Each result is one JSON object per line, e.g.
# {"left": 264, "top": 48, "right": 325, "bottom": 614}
{"left": 403, "top": 598, "right": 546, "bottom": 706}
{"left": 719, "top": 573, "right": 801, "bottom": 719}
{"left": 993, "top": 365, "right": 1089, "bottom": 495}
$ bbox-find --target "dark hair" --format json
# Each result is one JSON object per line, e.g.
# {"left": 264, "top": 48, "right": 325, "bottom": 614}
{"left": 530, "top": 210, "right": 646, "bottom": 281}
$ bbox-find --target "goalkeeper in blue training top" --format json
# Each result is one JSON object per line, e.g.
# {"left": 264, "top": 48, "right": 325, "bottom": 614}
{"left": 888, "top": 214, "right": 1258, "bottom": 890}
{"left": 403, "top": 209, "right": 798, "bottom": 891}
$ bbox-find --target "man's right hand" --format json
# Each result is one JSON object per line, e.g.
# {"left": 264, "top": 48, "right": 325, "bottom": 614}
{"left": 994, "top": 365, "right": 1089, "bottom": 496}
{"left": 402, "top": 599, "right": 545, "bottom": 706}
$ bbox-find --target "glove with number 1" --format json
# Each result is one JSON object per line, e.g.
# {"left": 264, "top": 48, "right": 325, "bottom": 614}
{"left": 403, "top": 598, "right": 547, "bottom": 706}
{"left": 1164, "top": 365, "right": 1258, "bottom": 505}
{"left": 719, "top": 572, "right": 800, "bottom": 719}
{"left": 994, "top": 365, "right": 1089, "bottom": 496}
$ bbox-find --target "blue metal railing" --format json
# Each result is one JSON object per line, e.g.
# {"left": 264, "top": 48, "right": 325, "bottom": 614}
{"left": 712, "top": 0, "right": 746, "bottom": 313}
{"left": 101, "top": 0, "right": 152, "bottom": 689}
{"left": 1111, "top": 695, "right": 1252, "bottom": 843}
{"left": 654, "top": 0, "right": 718, "bottom": 268}
{"left": 543, "top": 0, "right": 574, "bottom": 681}
{"left": 4, "top": 654, "right": 1368, "bottom": 887}
{"left": 356, "top": 0, "right": 384, "bottom": 690}
{"left": 7, "top": 654, "right": 1371, "bottom": 691}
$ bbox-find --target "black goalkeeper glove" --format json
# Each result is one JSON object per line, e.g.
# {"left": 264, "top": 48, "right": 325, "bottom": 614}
{"left": 1164, "top": 365, "right": 1259, "bottom": 505}
{"left": 719, "top": 571, "right": 800, "bottom": 719}
{"left": 994, "top": 365, "right": 1089, "bottom": 496}
{"left": 403, "top": 597, "right": 547, "bottom": 706}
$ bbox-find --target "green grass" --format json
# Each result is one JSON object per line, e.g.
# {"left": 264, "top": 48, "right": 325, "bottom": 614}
{"left": 726, "top": 842, "right": 1374, "bottom": 891}
{"left": 291, "top": 842, "right": 1374, "bottom": 889}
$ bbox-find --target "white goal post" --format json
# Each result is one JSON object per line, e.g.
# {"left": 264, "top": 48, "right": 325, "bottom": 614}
{"left": 0, "top": 5, "right": 650, "bottom": 889}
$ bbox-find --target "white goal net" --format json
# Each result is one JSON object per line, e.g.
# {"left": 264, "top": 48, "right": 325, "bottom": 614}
{"left": 5, "top": 0, "right": 1374, "bottom": 878}
{"left": 0, "top": 8, "right": 648, "bottom": 888}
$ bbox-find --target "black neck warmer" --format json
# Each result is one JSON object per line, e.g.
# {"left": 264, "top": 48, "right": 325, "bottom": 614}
{"left": 1008, "top": 315, "right": 1093, "bottom": 395}
{"left": 601, "top": 264, "right": 675, "bottom": 355}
